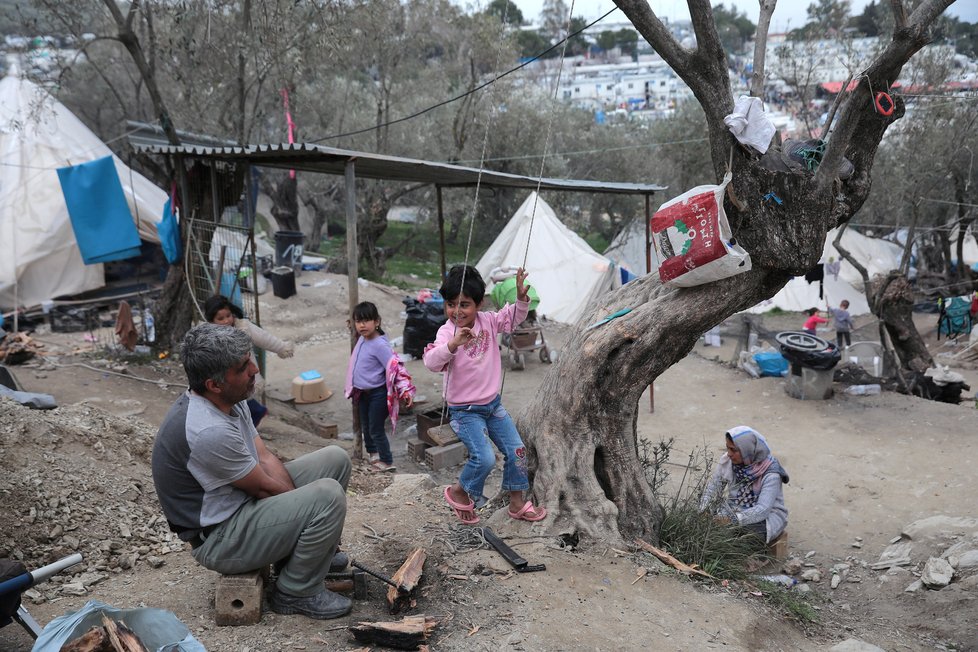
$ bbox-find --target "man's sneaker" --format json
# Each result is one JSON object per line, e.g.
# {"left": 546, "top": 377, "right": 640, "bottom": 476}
{"left": 367, "top": 453, "right": 380, "bottom": 464}
{"left": 268, "top": 586, "right": 352, "bottom": 620}
{"left": 329, "top": 551, "right": 349, "bottom": 572}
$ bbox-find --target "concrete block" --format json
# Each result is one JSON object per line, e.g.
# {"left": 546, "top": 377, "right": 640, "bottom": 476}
{"left": 407, "top": 437, "right": 430, "bottom": 462}
{"left": 424, "top": 442, "right": 468, "bottom": 471}
{"left": 768, "top": 531, "right": 789, "bottom": 561}
{"left": 215, "top": 569, "right": 264, "bottom": 626}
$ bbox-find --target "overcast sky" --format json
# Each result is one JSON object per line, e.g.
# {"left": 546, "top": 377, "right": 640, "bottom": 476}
{"left": 510, "top": 0, "right": 978, "bottom": 33}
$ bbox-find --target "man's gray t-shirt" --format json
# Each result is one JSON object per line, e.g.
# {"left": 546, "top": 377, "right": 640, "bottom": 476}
{"left": 152, "top": 391, "right": 258, "bottom": 538}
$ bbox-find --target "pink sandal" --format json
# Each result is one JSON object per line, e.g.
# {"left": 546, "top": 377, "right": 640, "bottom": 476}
{"left": 443, "top": 486, "right": 480, "bottom": 525}
{"left": 508, "top": 501, "right": 547, "bottom": 522}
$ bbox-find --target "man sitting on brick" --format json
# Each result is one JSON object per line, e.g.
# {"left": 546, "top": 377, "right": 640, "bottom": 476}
{"left": 152, "top": 322, "right": 352, "bottom": 620}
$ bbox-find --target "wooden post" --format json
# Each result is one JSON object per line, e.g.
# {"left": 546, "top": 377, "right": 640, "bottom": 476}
{"left": 646, "top": 193, "right": 655, "bottom": 414}
{"left": 437, "top": 185, "right": 446, "bottom": 279}
{"left": 345, "top": 160, "right": 362, "bottom": 460}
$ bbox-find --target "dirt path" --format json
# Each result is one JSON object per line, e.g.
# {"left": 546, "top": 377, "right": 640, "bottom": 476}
{"left": 2, "top": 272, "right": 975, "bottom": 651}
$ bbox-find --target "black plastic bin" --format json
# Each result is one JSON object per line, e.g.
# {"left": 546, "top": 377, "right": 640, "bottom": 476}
{"left": 274, "top": 230, "right": 305, "bottom": 276}
{"left": 401, "top": 297, "right": 447, "bottom": 358}
{"left": 776, "top": 331, "right": 841, "bottom": 400}
{"left": 270, "top": 266, "right": 296, "bottom": 299}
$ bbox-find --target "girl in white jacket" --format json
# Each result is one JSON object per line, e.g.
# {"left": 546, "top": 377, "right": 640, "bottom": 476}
{"left": 204, "top": 295, "right": 294, "bottom": 427}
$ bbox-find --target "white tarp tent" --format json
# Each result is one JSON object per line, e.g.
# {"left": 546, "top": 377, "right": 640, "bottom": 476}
{"left": 476, "top": 192, "right": 620, "bottom": 324}
{"left": 949, "top": 225, "right": 978, "bottom": 267}
{"left": 748, "top": 227, "right": 904, "bottom": 316}
{"left": 603, "top": 219, "right": 658, "bottom": 276}
{"left": 0, "top": 66, "right": 166, "bottom": 311}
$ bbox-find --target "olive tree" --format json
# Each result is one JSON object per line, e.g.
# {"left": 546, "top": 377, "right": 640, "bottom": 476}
{"left": 519, "top": 0, "right": 958, "bottom": 543}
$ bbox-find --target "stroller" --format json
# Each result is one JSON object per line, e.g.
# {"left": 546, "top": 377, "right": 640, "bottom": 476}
{"left": 488, "top": 268, "right": 555, "bottom": 371}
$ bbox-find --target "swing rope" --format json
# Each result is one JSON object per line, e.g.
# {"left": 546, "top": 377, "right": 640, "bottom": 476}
{"left": 437, "top": 0, "right": 576, "bottom": 420}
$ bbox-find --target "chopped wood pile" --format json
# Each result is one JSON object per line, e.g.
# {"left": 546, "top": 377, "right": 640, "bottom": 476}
{"left": 0, "top": 332, "right": 41, "bottom": 365}
{"left": 60, "top": 614, "right": 148, "bottom": 652}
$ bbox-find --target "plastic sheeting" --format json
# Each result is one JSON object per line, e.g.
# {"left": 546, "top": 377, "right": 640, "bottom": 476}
{"left": 604, "top": 219, "right": 659, "bottom": 277}
{"left": 0, "top": 67, "right": 166, "bottom": 310}
{"left": 476, "top": 192, "right": 620, "bottom": 324}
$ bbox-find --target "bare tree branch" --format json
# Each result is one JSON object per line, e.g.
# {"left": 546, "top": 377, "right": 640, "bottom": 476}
{"left": 750, "top": 0, "right": 778, "bottom": 97}
{"left": 125, "top": 0, "right": 140, "bottom": 33}
{"left": 815, "top": 0, "right": 954, "bottom": 192}
{"left": 612, "top": 0, "right": 691, "bottom": 74}
{"left": 889, "top": 0, "right": 908, "bottom": 31}
{"left": 908, "top": 0, "right": 955, "bottom": 31}
{"left": 686, "top": 0, "right": 724, "bottom": 63}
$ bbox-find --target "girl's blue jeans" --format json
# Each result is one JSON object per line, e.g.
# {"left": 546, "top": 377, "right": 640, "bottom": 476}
{"left": 449, "top": 394, "right": 529, "bottom": 501}
{"left": 357, "top": 386, "right": 392, "bottom": 464}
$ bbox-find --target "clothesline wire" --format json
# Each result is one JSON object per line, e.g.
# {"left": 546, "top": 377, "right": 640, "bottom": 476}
{"left": 308, "top": 8, "right": 618, "bottom": 143}
{"left": 902, "top": 93, "right": 978, "bottom": 101}
{"left": 850, "top": 223, "right": 976, "bottom": 233}
{"left": 917, "top": 197, "right": 978, "bottom": 209}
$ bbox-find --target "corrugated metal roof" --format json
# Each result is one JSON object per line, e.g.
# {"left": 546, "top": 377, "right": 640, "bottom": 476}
{"left": 129, "top": 126, "right": 665, "bottom": 195}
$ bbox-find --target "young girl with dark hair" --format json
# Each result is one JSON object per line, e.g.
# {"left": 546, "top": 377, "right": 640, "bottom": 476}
{"left": 344, "top": 302, "right": 415, "bottom": 473}
{"left": 423, "top": 265, "right": 547, "bottom": 525}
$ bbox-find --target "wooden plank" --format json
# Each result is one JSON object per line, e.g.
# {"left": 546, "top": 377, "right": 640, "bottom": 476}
{"left": 425, "top": 424, "right": 459, "bottom": 447}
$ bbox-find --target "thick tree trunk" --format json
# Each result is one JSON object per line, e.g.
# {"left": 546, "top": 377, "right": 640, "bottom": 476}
{"left": 154, "top": 264, "right": 197, "bottom": 352}
{"left": 869, "top": 272, "right": 934, "bottom": 372}
{"left": 519, "top": 268, "right": 792, "bottom": 543}
{"left": 270, "top": 175, "right": 301, "bottom": 233}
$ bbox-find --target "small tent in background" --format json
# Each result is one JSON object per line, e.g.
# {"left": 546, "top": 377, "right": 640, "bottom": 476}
{"left": 603, "top": 219, "right": 658, "bottom": 277}
{"left": 0, "top": 65, "right": 166, "bottom": 311}
{"left": 476, "top": 192, "right": 620, "bottom": 324}
{"left": 748, "top": 227, "right": 904, "bottom": 316}
{"left": 949, "top": 225, "right": 978, "bottom": 268}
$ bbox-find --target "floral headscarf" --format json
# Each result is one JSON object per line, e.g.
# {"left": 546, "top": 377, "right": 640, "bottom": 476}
{"left": 725, "top": 425, "right": 789, "bottom": 510}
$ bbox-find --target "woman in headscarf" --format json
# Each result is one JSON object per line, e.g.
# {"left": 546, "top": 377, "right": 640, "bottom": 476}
{"left": 700, "top": 425, "right": 789, "bottom": 545}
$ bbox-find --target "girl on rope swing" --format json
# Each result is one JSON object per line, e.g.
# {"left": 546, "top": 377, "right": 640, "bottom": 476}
{"left": 423, "top": 265, "right": 548, "bottom": 525}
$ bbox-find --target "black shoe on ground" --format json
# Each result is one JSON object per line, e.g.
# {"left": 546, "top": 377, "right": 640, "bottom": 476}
{"left": 268, "top": 586, "right": 352, "bottom": 620}
{"left": 329, "top": 551, "right": 349, "bottom": 572}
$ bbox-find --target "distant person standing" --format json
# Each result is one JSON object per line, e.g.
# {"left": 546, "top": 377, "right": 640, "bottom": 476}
{"left": 830, "top": 299, "right": 854, "bottom": 348}
{"left": 802, "top": 308, "right": 828, "bottom": 336}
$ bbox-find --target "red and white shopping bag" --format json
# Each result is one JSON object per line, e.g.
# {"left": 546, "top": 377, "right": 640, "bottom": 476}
{"left": 650, "top": 172, "right": 751, "bottom": 287}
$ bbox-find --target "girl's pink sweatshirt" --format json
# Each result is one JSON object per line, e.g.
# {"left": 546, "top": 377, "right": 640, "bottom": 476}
{"left": 422, "top": 299, "right": 528, "bottom": 406}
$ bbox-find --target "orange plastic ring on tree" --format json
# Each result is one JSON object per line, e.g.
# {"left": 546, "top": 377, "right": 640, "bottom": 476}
{"left": 874, "top": 91, "right": 895, "bottom": 116}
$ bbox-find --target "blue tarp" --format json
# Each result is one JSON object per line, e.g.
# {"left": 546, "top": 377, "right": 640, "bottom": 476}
{"left": 753, "top": 350, "right": 789, "bottom": 377}
{"left": 57, "top": 156, "right": 141, "bottom": 264}
{"left": 158, "top": 197, "right": 182, "bottom": 263}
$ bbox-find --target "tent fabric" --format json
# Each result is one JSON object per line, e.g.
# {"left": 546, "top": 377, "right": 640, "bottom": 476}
{"left": 748, "top": 228, "right": 903, "bottom": 316}
{"left": 949, "top": 226, "right": 978, "bottom": 267}
{"left": 476, "top": 192, "right": 620, "bottom": 324}
{"left": 603, "top": 219, "right": 659, "bottom": 277}
{"left": 57, "top": 156, "right": 142, "bottom": 264}
{"left": 0, "top": 67, "right": 167, "bottom": 310}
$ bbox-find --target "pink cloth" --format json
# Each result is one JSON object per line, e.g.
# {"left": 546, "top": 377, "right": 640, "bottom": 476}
{"left": 422, "top": 299, "right": 528, "bottom": 406}
{"left": 345, "top": 338, "right": 416, "bottom": 431}
{"left": 385, "top": 356, "right": 415, "bottom": 431}
{"left": 803, "top": 314, "right": 828, "bottom": 331}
